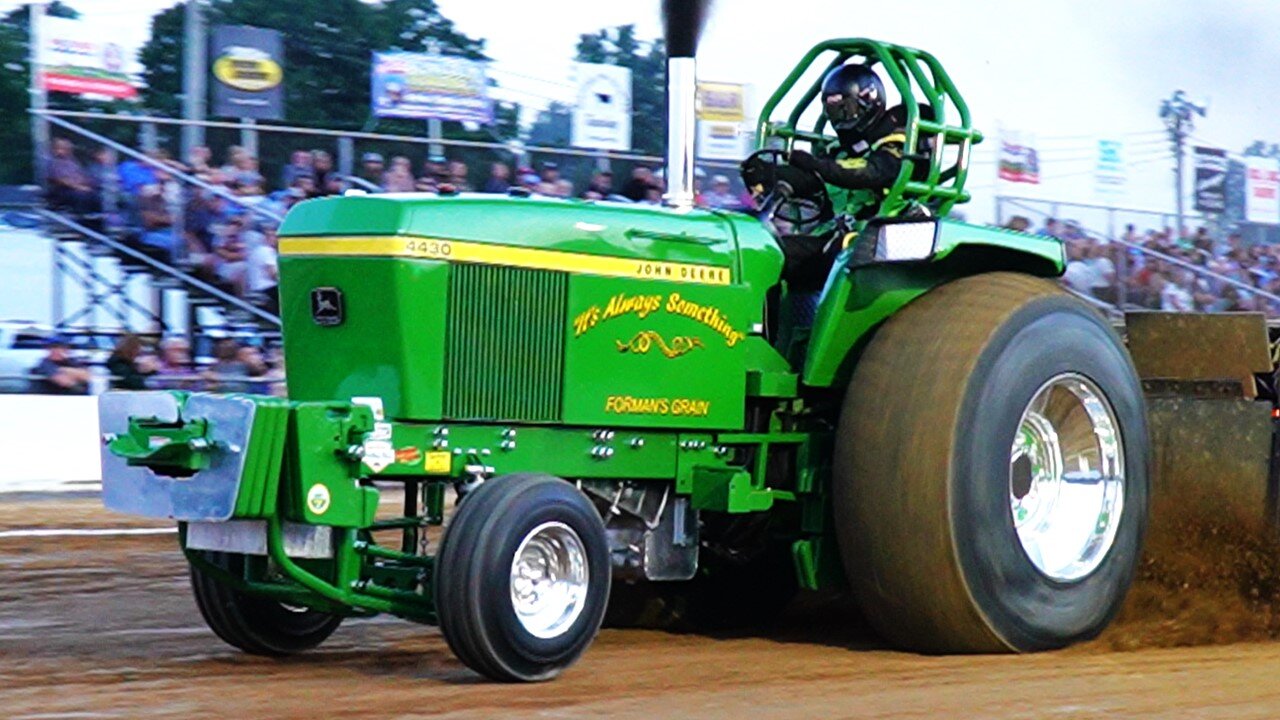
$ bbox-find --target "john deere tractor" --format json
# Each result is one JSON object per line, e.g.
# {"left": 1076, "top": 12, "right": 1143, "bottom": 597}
{"left": 99, "top": 29, "right": 1149, "bottom": 682}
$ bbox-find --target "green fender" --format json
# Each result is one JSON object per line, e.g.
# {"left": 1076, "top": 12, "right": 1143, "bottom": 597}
{"left": 801, "top": 220, "right": 1066, "bottom": 388}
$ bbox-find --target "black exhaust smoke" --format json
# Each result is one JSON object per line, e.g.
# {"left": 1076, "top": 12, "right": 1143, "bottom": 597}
{"left": 661, "top": 0, "right": 714, "bottom": 58}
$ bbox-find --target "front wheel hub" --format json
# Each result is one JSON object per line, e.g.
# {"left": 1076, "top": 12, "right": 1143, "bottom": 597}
{"left": 509, "top": 521, "right": 589, "bottom": 639}
{"left": 1010, "top": 373, "right": 1125, "bottom": 582}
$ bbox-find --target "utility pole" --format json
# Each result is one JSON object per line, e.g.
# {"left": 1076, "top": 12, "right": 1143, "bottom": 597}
{"left": 181, "top": 0, "right": 208, "bottom": 160}
{"left": 1160, "top": 90, "right": 1207, "bottom": 241}
{"left": 30, "top": 0, "right": 48, "bottom": 187}
{"left": 426, "top": 39, "right": 444, "bottom": 162}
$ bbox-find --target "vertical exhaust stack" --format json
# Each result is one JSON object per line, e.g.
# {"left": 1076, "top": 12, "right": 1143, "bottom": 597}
{"left": 661, "top": 0, "right": 713, "bottom": 210}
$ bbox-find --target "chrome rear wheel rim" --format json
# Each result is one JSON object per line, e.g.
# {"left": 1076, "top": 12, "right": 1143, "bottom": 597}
{"left": 1009, "top": 373, "right": 1125, "bottom": 582}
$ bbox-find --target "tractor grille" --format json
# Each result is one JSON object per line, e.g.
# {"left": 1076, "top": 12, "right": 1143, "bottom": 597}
{"left": 443, "top": 264, "right": 568, "bottom": 422}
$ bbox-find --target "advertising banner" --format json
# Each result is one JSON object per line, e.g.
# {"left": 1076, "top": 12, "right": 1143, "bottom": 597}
{"left": 211, "top": 25, "right": 284, "bottom": 119}
{"left": 38, "top": 16, "right": 137, "bottom": 100}
{"left": 1094, "top": 139, "right": 1126, "bottom": 195}
{"left": 1193, "top": 146, "right": 1228, "bottom": 213}
{"left": 371, "top": 52, "right": 493, "bottom": 124}
{"left": 1245, "top": 156, "right": 1280, "bottom": 225}
{"left": 997, "top": 133, "right": 1039, "bottom": 184}
{"left": 569, "top": 63, "right": 632, "bottom": 151}
{"left": 696, "top": 82, "right": 747, "bottom": 161}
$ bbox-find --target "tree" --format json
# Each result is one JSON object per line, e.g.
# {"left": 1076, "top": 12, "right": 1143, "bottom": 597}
{"left": 139, "top": 0, "right": 494, "bottom": 132}
{"left": 0, "top": 1, "right": 80, "bottom": 184}
{"left": 571, "top": 25, "right": 667, "bottom": 156}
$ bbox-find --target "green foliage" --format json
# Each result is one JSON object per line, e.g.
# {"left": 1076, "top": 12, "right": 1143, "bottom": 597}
{"left": 140, "top": 0, "right": 501, "bottom": 133}
{"left": 0, "top": 1, "right": 80, "bottom": 183}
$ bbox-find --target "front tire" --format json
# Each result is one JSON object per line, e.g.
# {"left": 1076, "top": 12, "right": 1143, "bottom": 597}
{"left": 435, "top": 474, "right": 611, "bottom": 682}
{"left": 835, "top": 272, "right": 1149, "bottom": 652}
{"left": 189, "top": 551, "right": 343, "bottom": 656}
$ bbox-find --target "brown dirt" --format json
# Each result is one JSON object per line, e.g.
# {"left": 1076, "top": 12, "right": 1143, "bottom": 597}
{"left": 7, "top": 500, "right": 1280, "bottom": 717}
{"left": 1096, "top": 481, "right": 1280, "bottom": 651}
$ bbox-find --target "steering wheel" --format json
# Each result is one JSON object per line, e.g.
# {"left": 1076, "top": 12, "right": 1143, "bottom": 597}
{"left": 739, "top": 149, "right": 831, "bottom": 229}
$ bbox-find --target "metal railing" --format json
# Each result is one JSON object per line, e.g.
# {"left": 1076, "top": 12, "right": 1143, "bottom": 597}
{"left": 999, "top": 196, "right": 1280, "bottom": 315}
{"left": 36, "top": 109, "right": 743, "bottom": 170}
{"left": 38, "top": 209, "right": 281, "bottom": 327}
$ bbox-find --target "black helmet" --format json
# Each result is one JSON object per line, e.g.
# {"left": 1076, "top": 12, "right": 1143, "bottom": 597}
{"left": 821, "top": 64, "right": 886, "bottom": 134}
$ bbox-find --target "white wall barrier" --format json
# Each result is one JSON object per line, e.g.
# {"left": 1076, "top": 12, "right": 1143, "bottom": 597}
{"left": 0, "top": 395, "right": 103, "bottom": 493}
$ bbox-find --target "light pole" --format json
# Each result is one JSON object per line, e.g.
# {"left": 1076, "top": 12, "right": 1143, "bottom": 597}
{"left": 1159, "top": 90, "right": 1207, "bottom": 241}
{"left": 181, "top": 0, "right": 208, "bottom": 161}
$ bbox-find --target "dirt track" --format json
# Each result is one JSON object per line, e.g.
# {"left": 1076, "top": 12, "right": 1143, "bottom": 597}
{"left": 5, "top": 499, "right": 1280, "bottom": 719}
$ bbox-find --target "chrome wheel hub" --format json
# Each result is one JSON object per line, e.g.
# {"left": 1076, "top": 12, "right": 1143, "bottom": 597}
{"left": 1010, "top": 373, "right": 1125, "bottom": 582}
{"left": 509, "top": 521, "right": 589, "bottom": 639}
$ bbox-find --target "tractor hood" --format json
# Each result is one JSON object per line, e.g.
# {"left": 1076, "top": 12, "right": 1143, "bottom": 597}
{"left": 275, "top": 193, "right": 784, "bottom": 426}
{"left": 278, "top": 193, "right": 743, "bottom": 280}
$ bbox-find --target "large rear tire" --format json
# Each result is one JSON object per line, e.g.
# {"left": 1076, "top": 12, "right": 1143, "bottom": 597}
{"left": 835, "top": 272, "right": 1149, "bottom": 652}
{"left": 189, "top": 551, "right": 343, "bottom": 656}
{"left": 435, "top": 474, "right": 611, "bottom": 682}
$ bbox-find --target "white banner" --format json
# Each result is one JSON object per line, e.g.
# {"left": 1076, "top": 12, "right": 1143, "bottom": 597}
{"left": 38, "top": 16, "right": 137, "bottom": 99}
{"left": 997, "top": 129, "right": 1039, "bottom": 185}
{"left": 570, "top": 63, "right": 632, "bottom": 151}
{"left": 697, "top": 122, "right": 747, "bottom": 161}
{"left": 0, "top": 396, "right": 102, "bottom": 492}
{"left": 1094, "top": 139, "right": 1126, "bottom": 196}
{"left": 1245, "top": 156, "right": 1280, "bottom": 225}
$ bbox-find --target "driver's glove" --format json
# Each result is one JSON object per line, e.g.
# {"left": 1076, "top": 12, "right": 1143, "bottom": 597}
{"left": 788, "top": 150, "right": 821, "bottom": 173}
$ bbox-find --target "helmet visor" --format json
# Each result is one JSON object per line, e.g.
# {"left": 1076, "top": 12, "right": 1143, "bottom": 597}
{"left": 824, "top": 93, "right": 863, "bottom": 130}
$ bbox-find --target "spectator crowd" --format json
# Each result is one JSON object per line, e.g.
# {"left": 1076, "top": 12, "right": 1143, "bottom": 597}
{"left": 45, "top": 138, "right": 757, "bottom": 318}
{"left": 26, "top": 332, "right": 285, "bottom": 397}
{"left": 1005, "top": 215, "right": 1280, "bottom": 314}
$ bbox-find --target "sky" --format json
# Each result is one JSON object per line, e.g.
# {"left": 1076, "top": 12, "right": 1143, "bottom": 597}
{"left": 7, "top": 0, "right": 1280, "bottom": 225}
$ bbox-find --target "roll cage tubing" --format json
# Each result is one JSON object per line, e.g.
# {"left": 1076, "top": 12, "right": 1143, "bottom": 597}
{"left": 755, "top": 38, "right": 984, "bottom": 219}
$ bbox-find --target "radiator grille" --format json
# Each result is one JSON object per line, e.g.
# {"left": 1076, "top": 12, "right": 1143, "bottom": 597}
{"left": 443, "top": 264, "right": 568, "bottom": 422}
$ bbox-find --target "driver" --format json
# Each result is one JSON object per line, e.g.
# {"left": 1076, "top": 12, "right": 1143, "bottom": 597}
{"left": 787, "top": 63, "right": 910, "bottom": 220}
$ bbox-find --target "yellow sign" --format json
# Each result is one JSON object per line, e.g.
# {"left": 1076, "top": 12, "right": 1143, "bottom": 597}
{"left": 424, "top": 451, "right": 452, "bottom": 475}
{"left": 213, "top": 53, "right": 283, "bottom": 92}
{"left": 280, "top": 236, "right": 732, "bottom": 286}
{"left": 573, "top": 291, "right": 746, "bottom": 347}
{"left": 697, "top": 82, "right": 746, "bottom": 122}
{"left": 605, "top": 395, "right": 711, "bottom": 417}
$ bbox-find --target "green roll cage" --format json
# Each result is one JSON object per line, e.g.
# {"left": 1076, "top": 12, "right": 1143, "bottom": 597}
{"left": 756, "top": 38, "right": 984, "bottom": 219}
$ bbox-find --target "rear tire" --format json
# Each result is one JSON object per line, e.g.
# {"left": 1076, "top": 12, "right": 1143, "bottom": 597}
{"left": 835, "top": 272, "right": 1149, "bottom": 652}
{"left": 189, "top": 551, "right": 343, "bottom": 656}
{"left": 435, "top": 474, "right": 611, "bottom": 682}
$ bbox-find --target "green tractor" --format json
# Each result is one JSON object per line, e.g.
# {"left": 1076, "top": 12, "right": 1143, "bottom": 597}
{"left": 99, "top": 32, "right": 1148, "bottom": 682}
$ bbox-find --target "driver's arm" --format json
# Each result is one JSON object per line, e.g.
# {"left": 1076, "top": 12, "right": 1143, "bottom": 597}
{"left": 790, "top": 140, "right": 904, "bottom": 190}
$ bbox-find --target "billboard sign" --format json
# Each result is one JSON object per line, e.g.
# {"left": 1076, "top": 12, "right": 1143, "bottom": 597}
{"left": 211, "top": 25, "right": 284, "bottom": 119}
{"left": 997, "top": 133, "right": 1039, "bottom": 184}
{"left": 38, "top": 16, "right": 137, "bottom": 100}
{"left": 1193, "top": 146, "right": 1228, "bottom": 213}
{"left": 696, "top": 82, "right": 747, "bottom": 161}
{"left": 1245, "top": 156, "right": 1280, "bottom": 225}
{"left": 1094, "top": 139, "right": 1126, "bottom": 195}
{"left": 570, "top": 63, "right": 632, "bottom": 151}
{"left": 371, "top": 53, "right": 493, "bottom": 124}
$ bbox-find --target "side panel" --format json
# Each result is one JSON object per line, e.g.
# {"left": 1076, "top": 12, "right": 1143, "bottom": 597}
{"left": 280, "top": 257, "right": 448, "bottom": 420}
{"left": 564, "top": 274, "right": 754, "bottom": 430}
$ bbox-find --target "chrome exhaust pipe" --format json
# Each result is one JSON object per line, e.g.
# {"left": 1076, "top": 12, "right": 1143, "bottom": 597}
{"left": 663, "top": 56, "right": 698, "bottom": 210}
{"left": 660, "top": 0, "right": 712, "bottom": 210}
